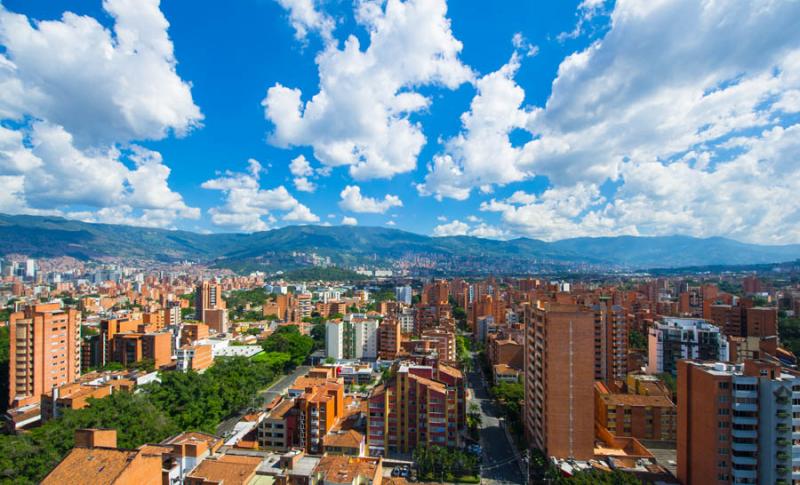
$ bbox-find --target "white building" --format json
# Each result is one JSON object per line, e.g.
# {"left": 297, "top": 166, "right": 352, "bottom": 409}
{"left": 395, "top": 286, "right": 412, "bottom": 305}
{"left": 326, "top": 321, "right": 345, "bottom": 360}
{"left": 399, "top": 307, "right": 415, "bottom": 334}
{"left": 648, "top": 317, "right": 729, "bottom": 375}
{"left": 325, "top": 315, "right": 379, "bottom": 360}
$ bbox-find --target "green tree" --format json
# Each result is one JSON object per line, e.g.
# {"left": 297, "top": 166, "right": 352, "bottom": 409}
{"left": 262, "top": 325, "right": 314, "bottom": 367}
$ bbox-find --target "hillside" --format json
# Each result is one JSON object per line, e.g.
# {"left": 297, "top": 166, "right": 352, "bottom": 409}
{"left": 0, "top": 213, "right": 799, "bottom": 270}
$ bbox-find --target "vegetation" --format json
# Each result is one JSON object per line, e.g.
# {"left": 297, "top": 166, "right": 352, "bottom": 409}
{"left": 552, "top": 470, "right": 643, "bottom": 484}
{"left": 779, "top": 317, "right": 800, "bottom": 356}
{"left": 657, "top": 372, "right": 677, "bottom": 397}
{"left": 456, "top": 335, "right": 472, "bottom": 371}
{"left": 491, "top": 380, "right": 524, "bottom": 446}
{"left": 261, "top": 325, "right": 314, "bottom": 367}
{"left": 281, "top": 266, "right": 368, "bottom": 282}
{"left": 0, "top": 326, "right": 8, "bottom": 413}
{"left": 225, "top": 288, "right": 271, "bottom": 321}
{"left": 0, "top": 350, "right": 314, "bottom": 484}
{"left": 628, "top": 329, "right": 647, "bottom": 351}
{"left": 0, "top": 392, "right": 177, "bottom": 484}
{"left": 413, "top": 445, "right": 479, "bottom": 483}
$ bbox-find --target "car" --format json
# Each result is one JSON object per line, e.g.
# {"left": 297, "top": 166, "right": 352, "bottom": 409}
{"left": 467, "top": 444, "right": 482, "bottom": 455}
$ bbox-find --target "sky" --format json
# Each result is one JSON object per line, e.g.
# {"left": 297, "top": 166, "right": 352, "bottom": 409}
{"left": 1, "top": 0, "right": 800, "bottom": 244}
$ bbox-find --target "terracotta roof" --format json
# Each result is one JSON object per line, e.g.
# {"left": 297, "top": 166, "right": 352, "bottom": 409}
{"left": 41, "top": 448, "right": 142, "bottom": 485}
{"left": 314, "top": 455, "right": 380, "bottom": 483}
{"left": 268, "top": 398, "right": 296, "bottom": 419}
{"left": 187, "top": 454, "right": 261, "bottom": 485}
{"left": 323, "top": 430, "right": 364, "bottom": 449}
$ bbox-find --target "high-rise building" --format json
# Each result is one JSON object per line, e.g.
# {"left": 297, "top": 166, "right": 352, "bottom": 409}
{"left": 195, "top": 281, "right": 227, "bottom": 332}
{"left": 367, "top": 363, "right": 464, "bottom": 455}
{"left": 24, "top": 258, "right": 35, "bottom": 278}
{"left": 378, "top": 318, "right": 401, "bottom": 359}
{"left": 9, "top": 303, "right": 81, "bottom": 408}
{"left": 524, "top": 302, "right": 595, "bottom": 460}
{"left": 395, "top": 286, "right": 413, "bottom": 305}
{"left": 325, "top": 314, "right": 378, "bottom": 360}
{"left": 678, "top": 359, "right": 800, "bottom": 485}
{"left": 647, "top": 317, "right": 730, "bottom": 375}
{"left": 591, "top": 299, "right": 628, "bottom": 383}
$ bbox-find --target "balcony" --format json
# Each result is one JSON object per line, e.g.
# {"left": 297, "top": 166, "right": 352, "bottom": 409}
{"left": 731, "top": 454, "right": 757, "bottom": 466}
{"left": 731, "top": 428, "right": 757, "bottom": 439}
{"left": 731, "top": 441, "right": 757, "bottom": 453}
{"left": 777, "top": 451, "right": 790, "bottom": 462}
{"left": 733, "top": 402, "right": 757, "bottom": 412}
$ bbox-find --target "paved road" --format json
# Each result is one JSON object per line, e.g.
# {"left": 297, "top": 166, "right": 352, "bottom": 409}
{"left": 468, "top": 354, "right": 526, "bottom": 485}
{"left": 216, "top": 365, "right": 310, "bottom": 436}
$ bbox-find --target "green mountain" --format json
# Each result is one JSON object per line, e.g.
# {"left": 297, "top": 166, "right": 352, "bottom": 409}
{"left": 0, "top": 213, "right": 798, "bottom": 270}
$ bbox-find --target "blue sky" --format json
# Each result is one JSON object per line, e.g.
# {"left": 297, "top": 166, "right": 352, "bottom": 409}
{"left": 1, "top": 1, "right": 800, "bottom": 244}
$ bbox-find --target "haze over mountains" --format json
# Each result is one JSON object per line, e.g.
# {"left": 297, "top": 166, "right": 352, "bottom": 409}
{"left": 0, "top": 213, "right": 798, "bottom": 270}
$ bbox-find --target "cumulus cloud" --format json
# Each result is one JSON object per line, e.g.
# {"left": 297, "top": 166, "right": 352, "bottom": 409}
{"left": 432, "top": 219, "right": 505, "bottom": 239}
{"left": 202, "top": 159, "right": 318, "bottom": 232}
{"left": 417, "top": 52, "right": 531, "bottom": 200}
{"left": 289, "top": 154, "right": 317, "bottom": 192}
{"left": 274, "top": 0, "right": 335, "bottom": 44}
{"left": 424, "top": 0, "right": 800, "bottom": 243}
{"left": 341, "top": 216, "right": 358, "bottom": 226}
{"left": 0, "top": 122, "right": 198, "bottom": 227}
{"left": 0, "top": 0, "right": 202, "bottom": 146}
{"left": 339, "top": 185, "right": 402, "bottom": 213}
{"left": 263, "top": 0, "right": 473, "bottom": 180}
{"left": 0, "top": 0, "right": 202, "bottom": 227}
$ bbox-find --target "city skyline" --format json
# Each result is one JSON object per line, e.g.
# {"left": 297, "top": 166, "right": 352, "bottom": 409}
{"left": 2, "top": 0, "right": 799, "bottom": 243}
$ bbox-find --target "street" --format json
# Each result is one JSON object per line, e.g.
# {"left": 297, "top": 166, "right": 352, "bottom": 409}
{"left": 468, "top": 354, "right": 526, "bottom": 485}
{"left": 216, "top": 364, "right": 311, "bottom": 436}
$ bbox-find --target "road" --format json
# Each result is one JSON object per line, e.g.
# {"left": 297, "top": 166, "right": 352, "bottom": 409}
{"left": 216, "top": 365, "right": 310, "bottom": 436}
{"left": 467, "top": 354, "right": 526, "bottom": 485}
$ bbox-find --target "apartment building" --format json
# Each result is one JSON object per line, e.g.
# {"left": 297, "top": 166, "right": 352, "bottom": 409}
{"left": 647, "top": 317, "right": 730, "bottom": 375}
{"left": 523, "top": 302, "right": 595, "bottom": 460}
{"left": 195, "top": 281, "right": 228, "bottom": 333}
{"left": 594, "top": 382, "right": 677, "bottom": 441}
{"left": 591, "top": 299, "right": 628, "bottom": 383}
{"left": 288, "top": 375, "right": 345, "bottom": 454}
{"left": 378, "top": 318, "right": 401, "bottom": 359}
{"left": 420, "top": 328, "right": 456, "bottom": 363}
{"left": 9, "top": 303, "right": 81, "bottom": 408}
{"left": 111, "top": 331, "right": 172, "bottom": 368}
{"left": 325, "top": 315, "right": 378, "bottom": 360}
{"left": 180, "top": 323, "right": 210, "bottom": 346}
{"left": 678, "top": 359, "right": 800, "bottom": 485}
{"left": 367, "top": 363, "right": 464, "bottom": 455}
{"left": 176, "top": 344, "right": 213, "bottom": 372}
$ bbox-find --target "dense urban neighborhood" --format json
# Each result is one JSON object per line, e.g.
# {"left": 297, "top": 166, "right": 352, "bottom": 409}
{"left": 0, "top": 252, "right": 799, "bottom": 483}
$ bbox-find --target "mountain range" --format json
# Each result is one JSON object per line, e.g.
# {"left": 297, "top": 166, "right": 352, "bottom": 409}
{"left": 1, "top": 213, "right": 799, "bottom": 271}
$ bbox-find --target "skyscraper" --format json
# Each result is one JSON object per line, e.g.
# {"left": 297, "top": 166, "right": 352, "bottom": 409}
{"left": 9, "top": 303, "right": 80, "bottom": 408}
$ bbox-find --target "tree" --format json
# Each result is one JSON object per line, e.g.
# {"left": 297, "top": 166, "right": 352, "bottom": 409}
{"left": 628, "top": 329, "right": 647, "bottom": 351}
{"left": 262, "top": 325, "right": 314, "bottom": 367}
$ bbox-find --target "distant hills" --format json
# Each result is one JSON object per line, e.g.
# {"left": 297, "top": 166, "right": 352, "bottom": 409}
{"left": 0, "top": 213, "right": 799, "bottom": 271}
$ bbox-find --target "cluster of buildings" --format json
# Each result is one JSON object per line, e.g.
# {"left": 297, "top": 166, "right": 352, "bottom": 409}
{"left": 2, "top": 276, "right": 265, "bottom": 431}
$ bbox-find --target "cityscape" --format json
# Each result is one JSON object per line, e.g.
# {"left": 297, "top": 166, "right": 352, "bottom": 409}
{"left": 1, "top": 1, "right": 800, "bottom": 485}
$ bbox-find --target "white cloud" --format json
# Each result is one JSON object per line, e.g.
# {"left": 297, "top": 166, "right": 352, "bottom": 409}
{"left": 263, "top": 0, "right": 473, "bottom": 180}
{"left": 341, "top": 216, "right": 358, "bottom": 226}
{"left": 0, "top": 122, "right": 198, "bottom": 227}
{"left": 289, "top": 154, "right": 317, "bottom": 192}
{"left": 0, "top": 0, "right": 202, "bottom": 146}
{"left": 0, "top": 1, "right": 202, "bottom": 228}
{"left": 433, "top": 220, "right": 468, "bottom": 237}
{"left": 425, "top": 0, "right": 800, "bottom": 243}
{"left": 385, "top": 220, "right": 396, "bottom": 226}
{"left": 202, "top": 160, "right": 318, "bottom": 231}
{"left": 338, "top": 185, "right": 402, "bottom": 213}
{"left": 436, "top": 215, "right": 448, "bottom": 222}
{"left": 417, "top": 52, "right": 531, "bottom": 200}
{"left": 432, "top": 219, "right": 505, "bottom": 239}
{"left": 274, "top": 0, "right": 335, "bottom": 45}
